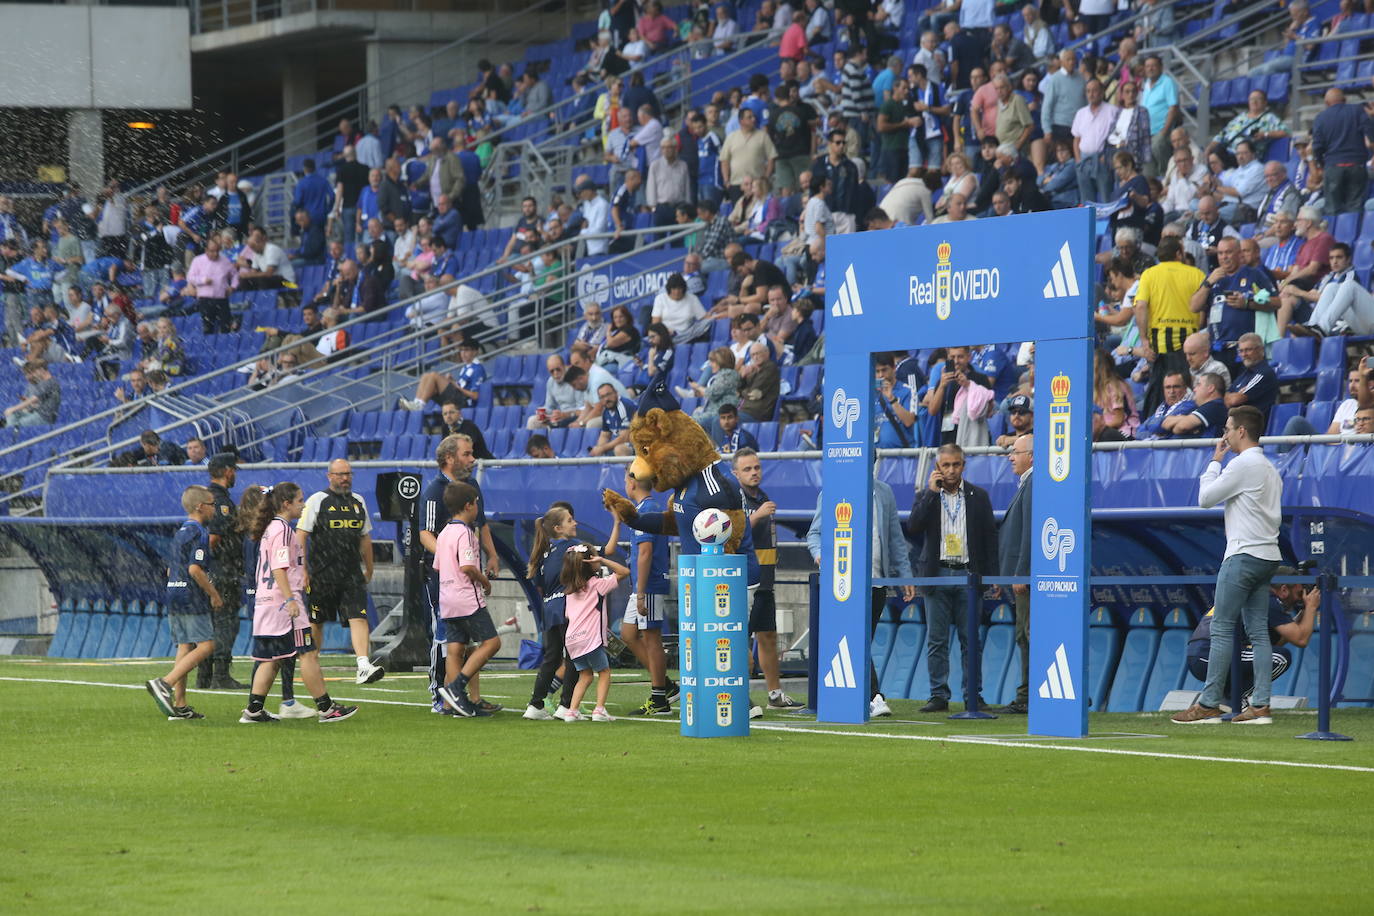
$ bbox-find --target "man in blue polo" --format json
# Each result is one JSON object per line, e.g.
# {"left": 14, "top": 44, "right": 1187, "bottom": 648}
{"left": 874, "top": 352, "right": 917, "bottom": 448}
{"left": 1161, "top": 371, "right": 1228, "bottom": 438}
{"left": 1189, "top": 236, "right": 1276, "bottom": 374}
{"left": 1224, "top": 333, "right": 1279, "bottom": 425}
{"left": 1137, "top": 370, "right": 1196, "bottom": 440}
{"left": 589, "top": 382, "right": 636, "bottom": 457}
{"left": 712, "top": 403, "right": 759, "bottom": 455}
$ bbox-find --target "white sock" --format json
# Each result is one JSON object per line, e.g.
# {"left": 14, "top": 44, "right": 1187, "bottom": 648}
{"left": 769, "top": 689, "right": 782, "bottom": 700}
{"left": 358, "top": 655, "right": 369, "bottom": 669}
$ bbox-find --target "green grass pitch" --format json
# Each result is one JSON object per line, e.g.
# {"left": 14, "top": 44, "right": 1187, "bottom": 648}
{"left": 3, "top": 657, "right": 1372, "bottom": 914}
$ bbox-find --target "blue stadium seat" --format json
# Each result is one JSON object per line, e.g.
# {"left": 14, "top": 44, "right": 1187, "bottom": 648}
{"left": 1305, "top": 400, "right": 1336, "bottom": 433}
{"left": 755, "top": 424, "right": 778, "bottom": 452}
{"left": 1086, "top": 607, "right": 1122, "bottom": 710}
{"left": 130, "top": 610, "right": 160, "bottom": 658}
{"left": 880, "top": 622, "right": 924, "bottom": 700}
{"left": 1267, "top": 402, "right": 1303, "bottom": 437}
{"left": 1106, "top": 608, "right": 1162, "bottom": 711}
{"left": 48, "top": 600, "right": 79, "bottom": 657}
{"left": 981, "top": 604, "right": 1015, "bottom": 706}
{"left": 1333, "top": 212, "right": 1361, "bottom": 244}
{"left": 96, "top": 601, "right": 127, "bottom": 658}
{"left": 1341, "top": 611, "right": 1374, "bottom": 707}
{"left": 871, "top": 621, "right": 896, "bottom": 687}
{"left": 152, "top": 606, "right": 175, "bottom": 658}
{"left": 506, "top": 428, "right": 532, "bottom": 458}
{"left": 1141, "top": 607, "right": 1195, "bottom": 711}
{"left": 1269, "top": 336, "right": 1316, "bottom": 380}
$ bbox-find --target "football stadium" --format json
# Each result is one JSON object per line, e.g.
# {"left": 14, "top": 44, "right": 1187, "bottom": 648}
{"left": 2, "top": 0, "right": 1373, "bottom": 910}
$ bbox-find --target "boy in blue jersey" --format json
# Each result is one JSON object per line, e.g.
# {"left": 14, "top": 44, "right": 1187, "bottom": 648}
{"left": 146, "top": 485, "right": 224, "bottom": 720}
{"left": 612, "top": 469, "right": 674, "bottom": 716}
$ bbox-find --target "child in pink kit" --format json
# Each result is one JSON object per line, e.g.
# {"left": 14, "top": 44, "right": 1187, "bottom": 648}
{"left": 241, "top": 482, "right": 357, "bottom": 724}
{"left": 559, "top": 544, "right": 629, "bottom": 722}
{"left": 434, "top": 482, "right": 500, "bottom": 718}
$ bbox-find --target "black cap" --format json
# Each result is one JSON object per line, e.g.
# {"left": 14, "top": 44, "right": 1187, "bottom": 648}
{"left": 636, "top": 374, "right": 681, "bottom": 417}
{"left": 1006, "top": 394, "right": 1032, "bottom": 413}
{"left": 208, "top": 452, "right": 238, "bottom": 474}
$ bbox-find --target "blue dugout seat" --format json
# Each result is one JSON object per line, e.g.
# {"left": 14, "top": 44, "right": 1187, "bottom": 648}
{"left": 1106, "top": 608, "right": 1162, "bottom": 712}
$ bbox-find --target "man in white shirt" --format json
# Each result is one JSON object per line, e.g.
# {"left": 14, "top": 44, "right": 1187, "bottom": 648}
{"left": 575, "top": 176, "right": 612, "bottom": 256}
{"left": 1164, "top": 148, "right": 1208, "bottom": 220}
{"left": 237, "top": 226, "right": 296, "bottom": 289}
{"left": 1173, "top": 405, "right": 1283, "bottom": 725}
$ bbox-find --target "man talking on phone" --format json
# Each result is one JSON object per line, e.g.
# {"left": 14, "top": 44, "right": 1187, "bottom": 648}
{"left": 907, "top": 443, "right": 998, "bottom": 712}
{"left": 1173, "top": 405, "right": 1283, "bottom": 724}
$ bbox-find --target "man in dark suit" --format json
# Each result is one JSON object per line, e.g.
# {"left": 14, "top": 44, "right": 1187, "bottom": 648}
{"left": 907, "top": 443, "right": 998, "bottom": 712}
{"left": 997, "top": 433, "right": 1034, "bottom": 714}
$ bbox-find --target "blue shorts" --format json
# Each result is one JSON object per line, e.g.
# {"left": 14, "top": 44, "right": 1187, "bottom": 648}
{"left": 444, "top": 607, "right": 497, "bottom": 645}
{"left": 572, "top": 646, "right": 609, "bottom": 672}
{"left": 252, "top": 628, "right": 316, "bottom": 661}
{"left": 169, "top": 612, "right": 213, "bottom": 645}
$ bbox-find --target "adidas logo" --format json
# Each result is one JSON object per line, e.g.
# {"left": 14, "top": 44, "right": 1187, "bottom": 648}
{"left": 823, "top": 635, "right": 857, "bottom": 689}
{"left": 1037, "top": 642, "right": 1077, "bottom": 700}
{"left": 1041, "top": 241, "right": 1080, "bottom": 300}
{"left": 830, "top": 264, "right": 863, "bottom": 317}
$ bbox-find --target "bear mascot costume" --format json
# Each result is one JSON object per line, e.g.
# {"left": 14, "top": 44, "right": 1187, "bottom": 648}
{"left": 602, "top": 376, "right": 759, "bottom": 584}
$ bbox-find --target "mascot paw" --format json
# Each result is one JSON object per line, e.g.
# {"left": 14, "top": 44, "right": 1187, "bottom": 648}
{"left": 724, "top": 509, "right": 747, "bottom": 555}
{"left": 602, "top": 488, "right": 638, "bottom": 521}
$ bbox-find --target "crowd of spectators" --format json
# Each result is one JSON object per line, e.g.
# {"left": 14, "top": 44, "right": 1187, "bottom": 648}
{"left": 5, "top": 0, "right": 1374, "bottom": 467}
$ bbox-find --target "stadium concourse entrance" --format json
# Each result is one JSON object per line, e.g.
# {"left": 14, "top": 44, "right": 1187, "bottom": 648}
{"left": 817, "top": 209, "right": 1097, "bottom": 737}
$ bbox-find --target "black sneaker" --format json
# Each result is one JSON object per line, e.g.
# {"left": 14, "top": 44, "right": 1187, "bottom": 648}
{"left": 439, "top": 685, "right": 476, "bottom": 717}
{"left": 919, "top": 697, "right": 949, "bottom": 713}
{"left": 145, "top": 678, "right": 174, "bottom": 717}
{"left": 317, "top": 703, "right": 358, "bottom": 723}
{"left": 994, "top": 701, "right": 1028, "bottom": 714}
{"left": 628, "top": 697, "right": 673, "bottom": 717}
{"left": 768, "top": 692, "right": 803, "bottom": 709}
{"left": 475, "top": 699, "right": 503, "bottom": 713}
{"left": 168, "top": 705, "right": 205, "bottom": 720}
{"left": 239, "top": 708, "right": 279, "bottom": 724}
{"left": 665, "top": 678, "right": 680, "bottom": 701}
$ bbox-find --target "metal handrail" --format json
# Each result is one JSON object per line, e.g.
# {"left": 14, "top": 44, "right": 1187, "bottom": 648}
{"left": 1290, "top": 24, "right": 1374, "bottom": 98}
{"left": 129, "top": 0, "right": 551, "bottom": 198}
{"left": 221, "top": 238, "right": 695, "bottom": 456}
{"left": 2, "top": 223, "right": 697, "bottom": 506}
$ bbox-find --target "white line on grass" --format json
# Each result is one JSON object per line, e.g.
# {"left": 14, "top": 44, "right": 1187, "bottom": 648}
{"left": 7, "top": 676, "right": 1371, "bottom": 772}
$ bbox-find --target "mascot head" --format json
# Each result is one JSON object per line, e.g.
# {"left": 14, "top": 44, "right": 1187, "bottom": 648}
{"left": 626, "top": 375, "right": 721, "bottom": 493}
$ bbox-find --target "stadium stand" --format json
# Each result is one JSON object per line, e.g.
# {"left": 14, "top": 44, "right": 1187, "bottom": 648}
{"left": 1, "top": 0, "right": 1372, "bottom": 709}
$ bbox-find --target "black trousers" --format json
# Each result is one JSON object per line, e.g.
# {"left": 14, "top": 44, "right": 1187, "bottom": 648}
{"left": 529, "top": 623, "right": 576, "bottom": 709}
{"left": 869, "top": 587, "right": 887, "bottom": 699}
{"left": 197, "top": 296, "right": 232, "bottom": 334}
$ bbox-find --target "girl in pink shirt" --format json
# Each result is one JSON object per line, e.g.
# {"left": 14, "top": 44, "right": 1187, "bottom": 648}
{"left": 559, "top": 544, "right": 629, "bottom": 722}
{"left": 242, "top": 482, "right": 357, "bottom": 724}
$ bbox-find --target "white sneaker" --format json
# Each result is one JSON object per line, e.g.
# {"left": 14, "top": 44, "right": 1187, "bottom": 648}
{"left": 553, "top": 705, "right": 576, "bottom": 721}
{"left": 398, "top": 397, "right": 424, "bottom": 411}
{"left": 562, "top": 709, "right": 586, "bottom": 722}
{"left": 749, "top": 705, "right": 763, "bottom": 719}
{"left": 870, "top": 694, "right": 892, "bottom": 718}
{"left": 278, "top": 701, "right": 315, "bottom": 719}
{"left": 591, "top": 707, "right": 614, "bottom": 722}
{"left": 355, "top": 661, "right": 385, "bottom": 685}
{"left": 495, "top": 615, "right": 519, "bottom": 635}
{"left": 523, "top": 704, "right": 554, "bottom": 720}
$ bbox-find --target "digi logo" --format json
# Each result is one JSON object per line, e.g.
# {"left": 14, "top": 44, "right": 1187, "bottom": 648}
{"left": 714, "top": 583, "right": 730, "bottom": 617}
{"left": 715, "top": 637, "right": 731, "bottom": 672}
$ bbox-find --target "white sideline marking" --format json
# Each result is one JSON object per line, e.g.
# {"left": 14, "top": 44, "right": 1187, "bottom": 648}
{"left": 5, "top": 676, "right": 1371, "bottom": 773}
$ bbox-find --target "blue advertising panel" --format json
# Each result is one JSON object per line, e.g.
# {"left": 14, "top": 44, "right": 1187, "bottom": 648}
{"left": 816, "top": 350, "right": 874, "bottom": 724}
{"left": 821, "top": 209, "right": 1095, "bottom": 734}
{"left": 1028, "top": 338, "right": 1094, "bottom": 737}
{"left": 677, "top": 550, "right": 751, "bottom": 737}
{"left": 573, "top": 252, "right": 684, "bottom": 311}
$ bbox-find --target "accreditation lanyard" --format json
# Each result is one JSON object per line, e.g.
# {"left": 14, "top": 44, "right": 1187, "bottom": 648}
{"left": 939, "top": 488, "right": 966, "bottom": 559}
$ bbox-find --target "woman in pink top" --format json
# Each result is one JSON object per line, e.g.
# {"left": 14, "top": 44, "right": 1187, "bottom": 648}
{"left": 242, "top": 482, "right": 357, "bottom": 724}
{"left": 559, "top": 545, "right": 629, "bottom": 722}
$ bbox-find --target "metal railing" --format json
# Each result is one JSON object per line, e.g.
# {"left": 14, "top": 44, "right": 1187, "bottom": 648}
{"left": 0, "top": 222, "right": 696, "bottom": 512}
{"left": 1291, "top": 25, "right": 1374, "bottom": 103}
{"left": 479, "top": 27, "right": 778, "bottom": 216}
{"left": 133, "top": 0, "right": 554, "bottom": 200}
